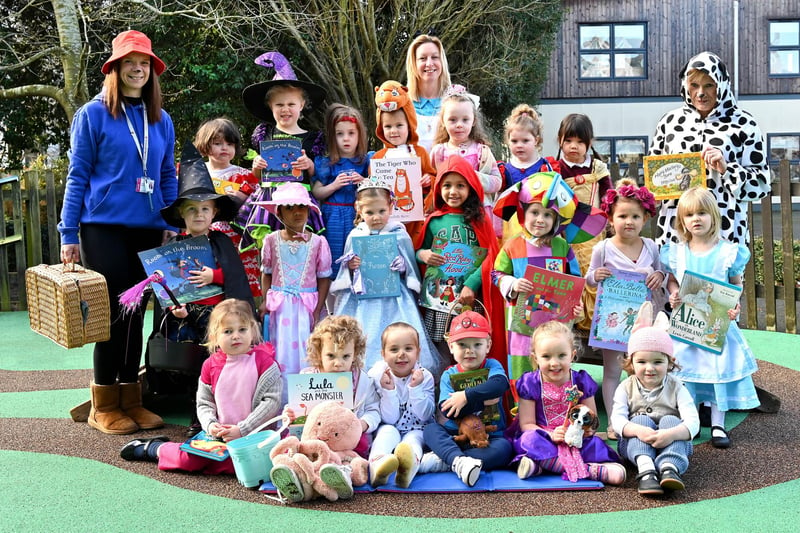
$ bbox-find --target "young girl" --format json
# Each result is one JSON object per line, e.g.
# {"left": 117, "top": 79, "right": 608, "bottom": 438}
{"left": 660, "top": 187, "right": 759, "bottom": 448}
{"left": 492, "top": 171, "right": 606, "bottom": 379}
{"left": 415, "top": 154, "right": 505, "bottom": 365}
{"left": 507, "top": 321, "right": 626, "bottom": 485}
{"left": 555, "top": 113, "right": 613, "bottom": 333}
{"left": 367, "top": 322, "right": 436, "bottom": 488}
{"left": 239, "top": 52, "right": 327, "bottom": 249}
{"left": 429, "top": 85, "right": 502, "bottom": 235}
{"left": 312, "top": 104, "right": 372, "bottom": 280}
{"left": 611, "top": 301, "right": 699, "bottom": 496}
{"left": 120, "top": 299, "right": 282, "bottom": 474}
{"left": 331, "top": 179, "right": 441, "bottom": 374}
{"left": 585, "top": 178, "right": 666, "bottom": 439}
{"left": 258, "top": 182, "right": 332, "bottom": 403}
{"left": 499, "top": 104, "right": 553, "bottom": 188}
{"left": 194, "top": 118, "right": 262, "bottom": 297}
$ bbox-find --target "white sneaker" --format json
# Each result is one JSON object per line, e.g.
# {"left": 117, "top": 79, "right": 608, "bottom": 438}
{"left": 451, "top": 455, "right": 482, "bottom": 487}
{"left": 369, "top": 454, "right": 399, "bottom": 487}
{"left": 418, "top": 451, "right": 449, "bottom": 474}
{"left": 394, "top": 442, "right": 419, "bottom": 488}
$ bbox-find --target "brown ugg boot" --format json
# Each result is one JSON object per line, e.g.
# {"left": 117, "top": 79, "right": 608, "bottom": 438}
{"left": 120, "top": 381, "right": 164, "bottom": 429}
{"left": 88, "top": 382, "right": 139, "bottom": 435}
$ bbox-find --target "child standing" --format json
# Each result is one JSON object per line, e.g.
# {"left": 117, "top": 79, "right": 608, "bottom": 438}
{"left": 555, "top": 114, "right": 613, "bottom": 333}
{"left": 508, "top": 321, "right": 626, "bottom": 485}
{"left": 367, "top": 322, "right": 436, "bottom": 488}
{"left": 429, "top": 85, "right": 502, "bottom": 235}
{"left": 258, "top": 182, "right": 332, "bottom": 403}
{"left": 498, "top": 105, "right": 553, "bottom": 189}
{"left": 420, "top": 311, "right": 513, "bottom": 487}
{"left": 660, "top": 187, "right": 759, "bottom": 448}
{"left": 611, "top": 301, "right": 699, "bottom": 496}
{"left": 312, "top": 104, "right": 373, "bottom": 280}
{"left": 331, "top": 179, "right": 440, "bottom": 374}
{"left": 240, "top": 52, "right": 327, "bottom": 249}
{"left": 194, "top": 118, "right": 262, "bottom": 297}
{"left": 585, "top": 179, "right": 665, "bottom": 439}
{"left": 120, "top": 299, "right": 282, "bottom": 474}
{"left": 415, "top": 155, "right": 505, "bottom": 365}
{"left": 492, "top": 171, "right": 606, "bottom": 379}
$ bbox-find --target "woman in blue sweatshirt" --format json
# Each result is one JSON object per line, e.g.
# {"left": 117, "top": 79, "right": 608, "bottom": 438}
{"left": 58, "top": 30, "right": 177, "bottom": 435}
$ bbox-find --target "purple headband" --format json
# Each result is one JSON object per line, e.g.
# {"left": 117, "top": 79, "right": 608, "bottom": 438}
{"left": 601, "top": 184, "right": 656, "bottom": 217}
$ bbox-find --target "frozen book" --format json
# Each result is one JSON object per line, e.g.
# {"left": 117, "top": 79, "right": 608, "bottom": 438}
{"left": 179, "top": 430, "right": 229, "bottom": 461}
{"left": 351, "top": 234, "right": 400, "bottom": 299}
{"left": 510, "top": 265, "right": 586, "bottom": 336}
{"left": 668, "top": 270, "right": 741, "bottom": 354}
{"left": 259, "top": 138, "right": 303, "bottom": 183}
{"left": 419, "top": 237, "right": 487, "bottom": 313}
{"left": 137, "top": 236, "right": 222, "bottom": 307}
{"left": 286, "top": 372, "right": 353, "bottom": 437}
{"left": 643, "top": 152, "right": 706, "bottom": 200}
{"left": 589, "top": 268, "right": 652, "bottom": 351}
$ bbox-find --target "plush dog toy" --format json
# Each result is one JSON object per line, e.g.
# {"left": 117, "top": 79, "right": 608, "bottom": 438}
{"left": 563, "top": 404, "right": 599, "bottom": 449}
{"left": 453, "top": 414, "right": 498, "bottom": 448}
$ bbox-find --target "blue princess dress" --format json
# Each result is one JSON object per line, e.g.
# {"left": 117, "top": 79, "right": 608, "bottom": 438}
{"left": 660, "top": 240, "right": 759, "bottom": 411}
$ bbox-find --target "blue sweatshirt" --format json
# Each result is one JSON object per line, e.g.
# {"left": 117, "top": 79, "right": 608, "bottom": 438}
{"left": 58, "top": 92, "right": 178, "bottom": 245}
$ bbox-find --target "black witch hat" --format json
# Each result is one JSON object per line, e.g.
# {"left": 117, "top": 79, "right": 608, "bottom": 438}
{"left": 160, "top": 140, "right": 238, "bottom": 228}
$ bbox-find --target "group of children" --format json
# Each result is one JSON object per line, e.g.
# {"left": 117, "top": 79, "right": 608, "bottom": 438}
{"left": 117, "top": 54, "right": 760, "bottom": 500}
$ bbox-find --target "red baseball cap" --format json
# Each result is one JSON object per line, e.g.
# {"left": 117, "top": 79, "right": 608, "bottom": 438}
{"left": 101, "top": 30, "right": 166, "bottom": 76}
{"left": 448, "top": 311, "right": 491, "bottom": 342}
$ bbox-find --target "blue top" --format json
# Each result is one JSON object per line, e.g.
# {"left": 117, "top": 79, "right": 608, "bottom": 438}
{"left": 438, "top": 358, "right": 509, "bottom": 434}
{"left": 58, "top": 93, "right": 177, "bottom": 244}
{"left": 414, "top": 97, "right": 442, "bottom": 117}
{"left": 312, "top": 154, "right": 372, "bottom": 205}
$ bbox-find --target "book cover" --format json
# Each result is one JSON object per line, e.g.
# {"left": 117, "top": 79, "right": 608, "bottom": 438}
{"left": 179, "top": 430, "right": 229, "bottom": 461}
{"left": 351, "top": 234, "right": 401, "bottom": 299}
{"left": 510, "top": 265, "right": 586, "bottom": 336}
{"left": 668, "top": 270, "right": 741, "bottom": 354}
{"left": 259, "top": 138, "right": 303, "bottom": 183}
{"left": 419, "top": 237, "right": 488, "bottom": 312}
{"left": 286, "top": 372, "right": 353, "bottom": 438}
{"left": 137, "top": 235, "right": 223, "bottom": 307}
{"left": 643, "top": 152, "right": 707, "bottom": 200}
{"left": 448, "top": 368, "right": 501, "bottom": 426}
{"left": 589, "top": 268, "right": 652, "bottom": 351}
{"left": 369, "top": 156, "right": 424, "bottom": 222}
{"left": 211, "top": 177, "right": 241, "bottom": 196}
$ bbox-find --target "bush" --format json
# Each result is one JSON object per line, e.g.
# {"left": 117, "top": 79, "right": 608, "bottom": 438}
{"left": 751, "top": 236, "right": 800, "bottom": 286}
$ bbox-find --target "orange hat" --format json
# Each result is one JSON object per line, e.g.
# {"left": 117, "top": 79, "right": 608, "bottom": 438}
{"left": 101, "top": 30, "right": 166, "bottom": 76}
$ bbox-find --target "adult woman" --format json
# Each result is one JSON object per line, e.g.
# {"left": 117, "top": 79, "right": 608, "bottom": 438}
{"left": 405, "top": 34, "right": 452, "bottom": 152}
{"left": 59, "top": 30, "right": 177, "bottom": 434}
{"left": 650, "top": 51, "right": 770, "bottom": 246}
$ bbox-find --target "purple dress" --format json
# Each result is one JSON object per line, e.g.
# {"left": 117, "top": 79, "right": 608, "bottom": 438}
{"left": 507, "top": 369, "right": 620, "bottom": 463}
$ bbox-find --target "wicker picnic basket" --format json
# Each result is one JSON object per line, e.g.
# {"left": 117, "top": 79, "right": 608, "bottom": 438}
{"left": 25, "top": 263, "right": 110, "bottom": 348}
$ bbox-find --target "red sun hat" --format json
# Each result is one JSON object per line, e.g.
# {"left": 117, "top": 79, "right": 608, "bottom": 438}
{"left": 101, "top": 30, "right": 166, "bottom": 76}
{"left": 448, "top": 311, "right": 491, "bottom": 342}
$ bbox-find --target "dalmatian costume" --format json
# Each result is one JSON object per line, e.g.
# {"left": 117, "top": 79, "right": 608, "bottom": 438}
{"left": 650, "top": 51, "right": 770, "bottom": 246}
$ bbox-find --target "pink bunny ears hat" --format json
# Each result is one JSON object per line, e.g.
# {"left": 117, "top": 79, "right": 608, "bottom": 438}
{"left": 627, "top": 301, "right": 673, "bottom": 357}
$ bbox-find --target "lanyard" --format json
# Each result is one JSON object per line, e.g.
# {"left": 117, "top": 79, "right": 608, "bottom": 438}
{"left": 121, "top": 101, "right": 149, "bottom": 177}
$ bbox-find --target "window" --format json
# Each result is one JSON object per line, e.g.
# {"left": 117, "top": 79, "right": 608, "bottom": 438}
{"left": 579, "top": 23, "right": 646, "bottom": 80}
{"left": 594, "top": 137, "right": 648, "bottom": 179}
{"left": 769, "top": 21, "right": 800, "bottom": 76}
{"left": 768, "top": 134, "right": 800, "bottom": 182}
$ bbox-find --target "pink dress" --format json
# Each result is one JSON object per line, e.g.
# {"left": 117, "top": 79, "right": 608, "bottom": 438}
{"left": 261, "top": 232, "right": 332, "bottom": 402}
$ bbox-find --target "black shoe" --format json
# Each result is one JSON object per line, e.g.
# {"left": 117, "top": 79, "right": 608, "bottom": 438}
{"left": 636, "top": 470, "right": 664, "bottom": 496}
{"left": 659, "top": 467, "right": 685, "bottom": 491}
{"left": 186, "top": 422, "right": 202, "bottom": 439}
{"left": 711, "top": 426, "right": 731, "bottom": 448}
{"left": 699, "top": 404, "right": 711, "bottom": 427}
{"left": 120, "top": 435, "right": 170, "bottom": 461}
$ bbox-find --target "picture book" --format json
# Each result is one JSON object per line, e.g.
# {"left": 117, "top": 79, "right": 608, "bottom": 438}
{"left": 211, "top": 177, "right": 241, "bottom": 197}
{"left": 668, "top": 270, "right": 741, "bottom": 354}
{"left": 510, "top": 265, "right": 586, "bottom": 336}
{"left": 351, "top": 234, "right": 401, "bottom": 299}
{"left": 448, "top": 368, "right": 501, "bottom": 427}
{"left": 419, "top": 237, "right": 487, "bottom": 313}
{"left": 137, "top": 236, "right": 223, "bottom": 307}
{"left": 259, "top": 138, "right": 303, "bottom": 183}
{"left": 179, "top": 430, "right": 229, "bottom": 461}
{"left": 589, "top": 268, "right": 652, "bottom": 351}
{"left": 369, "top": 156, "right": 424, "bottom": 222}
{"left": 286, "top": 372, "right": 354, "bottom": 438}
{"left": 643, "top": 152, "right": 707, "bottom": 200}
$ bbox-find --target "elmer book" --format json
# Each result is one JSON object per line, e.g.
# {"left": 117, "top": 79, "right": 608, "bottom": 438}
{"left": 510, "top": 265, "right": 585, "bottom": 336}
{"left": 589, "top": 268, "right": 651, "bottom": 351}
{"left": 286, "top": 372, "right": 353, "bottom": 437}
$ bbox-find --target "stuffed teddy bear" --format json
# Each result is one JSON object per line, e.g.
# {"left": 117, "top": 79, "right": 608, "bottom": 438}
{"left": 453, "top": 414, "right": 497, "bottom": 448}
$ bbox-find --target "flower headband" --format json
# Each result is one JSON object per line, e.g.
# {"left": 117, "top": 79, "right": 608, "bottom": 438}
{"left": 443, "top": 84, "right": 480, "bottom": 109}
{"left": 601, "top": 184, "right": 656, "bottom": 217}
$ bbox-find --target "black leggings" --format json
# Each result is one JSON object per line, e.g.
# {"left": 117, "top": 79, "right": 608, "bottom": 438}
{"left": 80, "top": 224, "right": 162, "bottom": 385}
